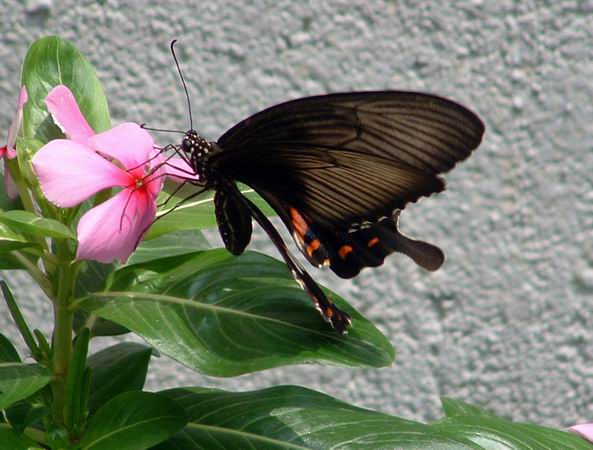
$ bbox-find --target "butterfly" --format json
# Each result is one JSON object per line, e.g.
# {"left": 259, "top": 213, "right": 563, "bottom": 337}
{"left": 160, "top": 43, "right": 485, "bottom": 335}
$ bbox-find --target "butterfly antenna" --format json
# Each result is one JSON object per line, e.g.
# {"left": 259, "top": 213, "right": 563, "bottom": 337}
{"left": 140, "top": 124, "right": 184, "bottom": 134}
{"left": 170, "top": 39, "right": 194, "bottom": 130}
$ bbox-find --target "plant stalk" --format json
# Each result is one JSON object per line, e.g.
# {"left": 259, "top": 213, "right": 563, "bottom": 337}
{"left": 50, "top": 261, "right": 76, "bottom": 425}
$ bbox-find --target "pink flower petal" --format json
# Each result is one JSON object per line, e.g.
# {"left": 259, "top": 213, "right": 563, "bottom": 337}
{"left": 6, "top": 86, "right": 28, "bottom": 157}
{"left": 569, "top": 423, "right": 593, "bottom": 443}
{"left": 76, "top": 187, "right": 156, "bottom": 263}
{"left": 46, "top": 85, "right": 94, "bottom": 145}
{"left": 3, "top": 168, "right": 18, "bottom": 199}
{"left": 32, "top": 140, "right": 130, "bottom": 208}
{"left": 144, "top": 152, "right": 166, "bottom": 200}
{"left": 164, "top": 156, "right": 200, "bottom": 183}
{"left": 88, "top": 123, "right": 155, "bottom": 170}
{"left": 16, "top": 86, "right": 28, "bottom": 109}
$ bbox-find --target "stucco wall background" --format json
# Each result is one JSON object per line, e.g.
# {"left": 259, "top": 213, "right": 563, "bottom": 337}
{"left": 1, "top": 0, "right": 592, "bottom": 428}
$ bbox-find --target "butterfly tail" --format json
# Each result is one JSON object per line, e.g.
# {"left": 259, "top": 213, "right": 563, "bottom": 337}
{"left": 389, "top": 212, "right": 444, "bottom": 272}
{"left": 240, "top": 194, "right": 352, "bottom": 334}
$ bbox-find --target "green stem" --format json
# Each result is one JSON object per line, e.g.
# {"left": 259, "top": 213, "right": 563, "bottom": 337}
{"left": 51, "top": 258, "right": 76, "bottom": 425}
{"left": 11, "top": 251, "right": 53, "bottom": 298}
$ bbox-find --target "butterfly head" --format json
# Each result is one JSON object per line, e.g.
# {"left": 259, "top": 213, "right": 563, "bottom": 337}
{"left": 181, "top": 130, "right": 213, "bottom": 157}
{"left": 180, "top": 129, "right": 221, "bottom": 180}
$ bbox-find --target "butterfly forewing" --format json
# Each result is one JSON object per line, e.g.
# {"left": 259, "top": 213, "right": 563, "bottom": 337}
{"left": 217, "top": 147, "right": 445, "bottom": 230}
{"left": 218, "top": 91, "right": 484, "bottom": 174}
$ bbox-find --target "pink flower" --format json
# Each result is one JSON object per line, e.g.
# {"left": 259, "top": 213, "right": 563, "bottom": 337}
{"left": 1, "top": 86, "right": 28, "bottom": 198}
{"left": 569, "top": 423, "right": 593, "bottom": 443}
{"left": 32, "top": 85, "right": 192, "bottom": 263}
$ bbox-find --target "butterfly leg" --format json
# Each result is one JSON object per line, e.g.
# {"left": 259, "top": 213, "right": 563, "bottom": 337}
{"left": 241, "top": 195, "right": 352, "bottom": 335}
{"left": 132, "top": 185, "right": 209, "bottom": 249}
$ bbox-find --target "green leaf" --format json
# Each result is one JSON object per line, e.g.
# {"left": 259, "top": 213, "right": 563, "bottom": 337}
{"left": 0, "top": 173, "right": 23, "bottom": 212}
{"left": 0, "top": 222, "right": 37, "bottom": 254}
{"left": 430, "top": 415, "right": 593, "bottom": 450}
{"left": 21, "top": 35, "right": 111, "bottom": 143}
{"left": 154, "top": 386, "right": 481, "bottom": 450}
{"left": 73, "top": 311, "right": 129, "bottom": 338}
{"left": 5, "top": 400, "right": 50, "bottom": 434}
{"left": 0, "top": 363, "right": 51, "bottom": 411}
{"left": 74, "top": 260, "right": 129, "bottom": 337}
{"left": 1, "top": 281, "right": 41, "bottom": 360}
{"left": 0, "top": 426, "right": 43, "bottom": 450}
{"left": 148, "top": 183, "right": 274, "bottom": 239}
{"left": 78, "top": 250, "right": 394, "bottom": 377}
{"left": 13, "top": 138, "right": 44, "bottom": 196}
{"left": 87, "top": 343, "right": 152, "bottom": 413}
{"left": 75, "top": 260, "right": 117, "bottom": 298}
{"left": 0, "top": 334, "right": 21, "bottom": 363}
{"left": 441, "top": 397, "right": 498, "bottom": 419}
{"left": 63, "top": 328, "right": 91, "bottom": 432}
{"left": 128, "top": 229, "right": 209, "bottom": 265}
{"left": 0, "top": 210, "right": 76, "bottom": 240}
{"left": 0, "top": 254, "right": 26, "bottom": 270}
{"left": 78, "top": 391, "right": 187, "bottom": 450}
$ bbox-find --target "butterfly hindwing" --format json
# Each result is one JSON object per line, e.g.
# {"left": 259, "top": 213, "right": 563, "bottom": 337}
{"left": 214, "top": 187, "right": 253, "bottom": 256}
{"left": 229, "top": 187, "right": 352, "bottom": 334}
{"left": 325, "top": 212, "right": 445, "bottom": 277}
{"left": 259, "top": 191, "right": 444, "bottom": 278}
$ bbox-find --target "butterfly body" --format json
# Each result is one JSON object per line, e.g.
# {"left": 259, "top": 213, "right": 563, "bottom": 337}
{"left": 175, "top": 91, "right": 485, "bottom": 334}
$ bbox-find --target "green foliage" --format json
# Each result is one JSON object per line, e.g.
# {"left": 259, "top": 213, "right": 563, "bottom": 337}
{"left": 154, "top": 386, "right": 480, "bottom": 450}
{"left": 77, "top": 392, "right": 187, "bottom": 450}
{"left": 433, "top": 398, "right": 593, "bottom": 450}
{"left": 0, "top": 210, "right": 76, "bottom": 240}
{"left": 87, "top": 343, "right": 152, "bottom": 413}
{"left": 63, "top": 328, "right": 91, "bottom": 433}
{"left": 128, "top": 229, "right": 209, "bottom": 264}
{"left": 0, "top": 173, "right": 23, "bottom": 212}
{"left": 0, "top": 427, "right": 43, "bottom": 450}
{"left": 78, "top": 250, "right": 394, "bottom": 377}
{"left": 20, "top": 35, "right": 111, "bottom": 143}
{"left": 74, "top": 261, "right": 130, "bottom": 337}
{"left": 0, "top": 221, "right": 37, "bottom": 254}
{"left": 0, "top": 363, "right": 51, "bottom": 411}
{"left": 0, "top": 334, "right": 21, "bottom": 363}
{"left": 148, "top": 183, "right": 275, "bottom": 239}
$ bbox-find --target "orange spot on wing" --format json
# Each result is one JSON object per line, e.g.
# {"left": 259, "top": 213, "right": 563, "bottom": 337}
{"left": 290, "top": 207, "right": 309, "bottom": 242}
{"left": 368, "top": 237, "right": 380, "bottom": 247}
{"left": 339, "top": 245, "right": 353, "bottom": 259}
{"left": 306, "top": 239, "right": 321, "bottom": 257}
{"left": 325, "top": 307, "right": 334, "bottom": 318}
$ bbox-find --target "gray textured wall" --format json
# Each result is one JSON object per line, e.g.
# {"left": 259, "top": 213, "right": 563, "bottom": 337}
{"left": 1, "top": 0, "right": 593, "bottom": 428}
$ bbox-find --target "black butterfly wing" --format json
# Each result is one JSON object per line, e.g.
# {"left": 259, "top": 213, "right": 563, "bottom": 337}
{"left": 214, "top": 91, "right": 483, "bottom": 276}
{"left": 218, "top": 91, "right": 484, "bottom": 175}
{"left": 219, "top": 146, "right": 445, "bottom": 230}
{"left": 256, "top": 189, "right": 444, "bottom": 278}
{"left": 214, "top": 188, "right": 253, "bottom": 256}
{"left": 224, "top": 183, "right": 352, "bottom": 334}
